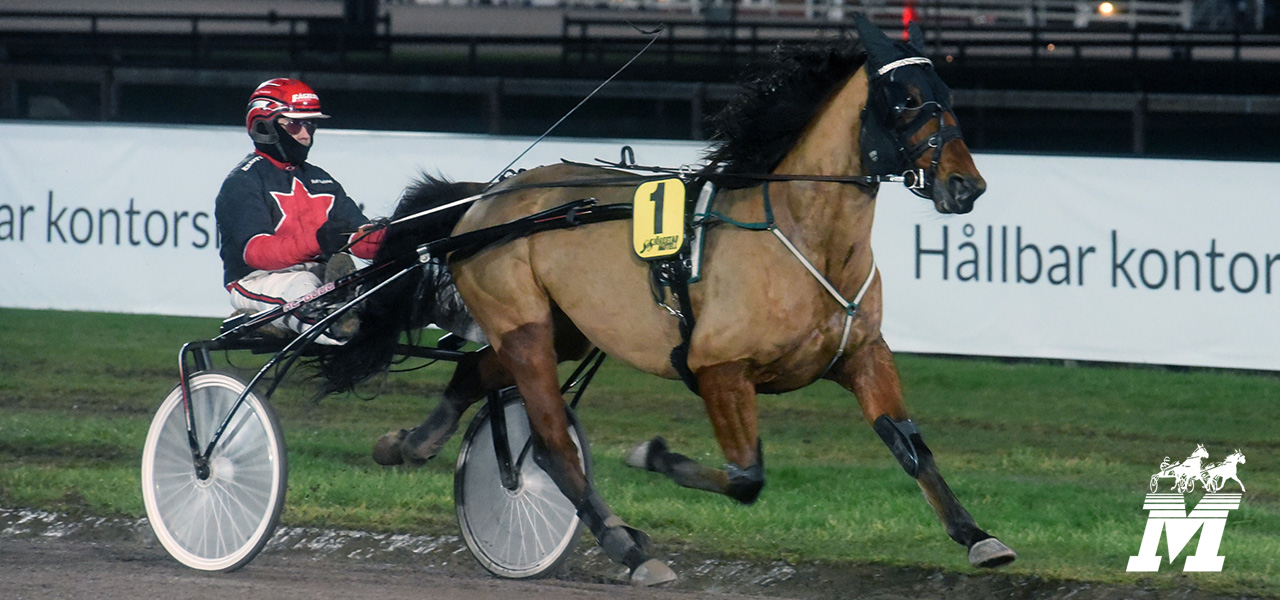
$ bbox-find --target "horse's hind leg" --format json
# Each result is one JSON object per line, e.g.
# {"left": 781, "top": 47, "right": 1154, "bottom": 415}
{"left": 497, "top": 320, "right": 676, "bottom": 586}
{"left": 373, "top": 348, "right": 511, "bottom": 466}
{"left": 628, "top": 361, "right": 765, "bottom": 505}
{"left": 626, "top": 436, "right": 729, "bottom": 494}
{"left": 828, "top": 336, "right": 1016, "bottom": 568}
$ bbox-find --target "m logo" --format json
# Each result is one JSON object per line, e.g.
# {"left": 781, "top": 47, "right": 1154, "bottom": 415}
{"left": 1127, "top": 446, "right": 1246, "bottom": 572}
{"left": 1126, "top": 493, "right": 1242, "bottom": 572}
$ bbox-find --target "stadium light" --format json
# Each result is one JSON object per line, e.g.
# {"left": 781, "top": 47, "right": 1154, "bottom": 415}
{"left": 1097, "top": 2, "right": 1116, "bottom": 17}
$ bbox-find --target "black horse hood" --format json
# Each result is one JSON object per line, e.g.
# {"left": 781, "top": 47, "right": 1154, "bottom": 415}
{"left": 853, "top": 14, "right": 956, "bottom": 179}
{"left": 854, "top": 14, "right": 926, "bottom": 81}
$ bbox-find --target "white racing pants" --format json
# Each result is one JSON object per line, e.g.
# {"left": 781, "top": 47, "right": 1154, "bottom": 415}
{"left": 226, "top": 263, "right": 344, "bottom": 345}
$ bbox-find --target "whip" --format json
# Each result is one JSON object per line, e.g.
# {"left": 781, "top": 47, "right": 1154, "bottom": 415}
{"left": 369, "top": 25, "right": 666, "bottom": 234}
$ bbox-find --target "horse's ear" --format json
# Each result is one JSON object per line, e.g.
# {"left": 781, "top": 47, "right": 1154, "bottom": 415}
{"left": 907, "top": 21, "right": 925, "bottom": 53}
{"left": 853, "top": 13, "right": 898, "bottom": 76}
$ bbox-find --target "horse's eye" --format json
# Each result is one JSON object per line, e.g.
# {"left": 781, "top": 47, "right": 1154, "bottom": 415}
{"left": 895, "top": 94, "right": 918, "bottom": 114}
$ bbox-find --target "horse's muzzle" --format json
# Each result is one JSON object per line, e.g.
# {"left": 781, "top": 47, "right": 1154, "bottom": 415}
{"left": 936, "top": 173, "right": 985, "bottom": 214}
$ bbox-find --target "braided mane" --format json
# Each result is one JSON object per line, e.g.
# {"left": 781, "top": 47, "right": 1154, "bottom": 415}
{"left": 704, "top": 38, "right": 868, "bottom": 187}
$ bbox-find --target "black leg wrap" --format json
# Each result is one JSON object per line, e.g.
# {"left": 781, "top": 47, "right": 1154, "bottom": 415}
{"left": 726, "top": 463, "right": 765, "bottom": 504}
{"left": 873, "top": 415, "right": 932, "bottom": 479}
{"left": 725, "top": 440, "right": 765, "bottom": 504}
{"left": 599, "top": 527, "right": 650, "bottom": 570}
{"left": 642, "top": 436, "right": 670, "bottom": 472}
{"left": 576, "top": 490, "right": 650, "bottom": 570}
{"left": 637, "top": 436, "right": 731, "bottom": 495}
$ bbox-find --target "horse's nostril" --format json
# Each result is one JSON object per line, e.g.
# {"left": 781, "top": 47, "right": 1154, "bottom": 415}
{"left": 946, "top": 175, "right": 983, "bottom": 203}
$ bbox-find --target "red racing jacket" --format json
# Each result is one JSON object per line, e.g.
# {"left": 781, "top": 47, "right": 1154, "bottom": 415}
{"left": 216, "top": 151, "right": 384, "bottom": 286}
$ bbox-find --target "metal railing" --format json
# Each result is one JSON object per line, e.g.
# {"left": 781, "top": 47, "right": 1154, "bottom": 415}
{"left": 560, "top": 14, "right": 1280, "bottom": 65}
{"left": 413, "top": 0, "right": 1265, "bottom": 31}
{"left": 2, "top": 64, "right": 1277, "bottom": 155}
{"left": 2, "top": 7, "right": 1274, "bottom": 70}
{"left": 0, "top": 10, "right": 393, "bottom": 62}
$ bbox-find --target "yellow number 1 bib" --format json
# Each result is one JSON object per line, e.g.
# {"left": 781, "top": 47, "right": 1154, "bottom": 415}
{"left": 632, "top": 178, "right": 686, "bottom": 260}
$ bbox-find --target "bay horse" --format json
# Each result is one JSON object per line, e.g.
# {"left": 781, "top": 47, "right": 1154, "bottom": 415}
{"left": 325, "top": 15, "right": 1016, "bottom": 585}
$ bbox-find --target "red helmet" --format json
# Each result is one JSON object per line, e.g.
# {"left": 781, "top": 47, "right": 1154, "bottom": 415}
{"left": 245, "top": 78, "right": 329, "bottom": 144}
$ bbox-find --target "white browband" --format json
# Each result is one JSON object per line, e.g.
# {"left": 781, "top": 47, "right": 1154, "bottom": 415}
{"left": 876, "top": 56, "right": 933, "bottom": 76}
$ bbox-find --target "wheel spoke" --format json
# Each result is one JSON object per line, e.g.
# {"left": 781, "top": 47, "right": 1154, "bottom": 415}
{"left": 456, "top": 393, "right": 587, "bottom": 578}
{"left": 143, "top": 374, "right": 284, "bottom": 571}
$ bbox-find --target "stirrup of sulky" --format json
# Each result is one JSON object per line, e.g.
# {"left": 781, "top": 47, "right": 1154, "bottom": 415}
{"left": 322, "top": 253, "right": 360, "bottom": 341}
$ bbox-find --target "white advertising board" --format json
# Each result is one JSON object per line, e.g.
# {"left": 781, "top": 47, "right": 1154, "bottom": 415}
{"left": 873, "top": 154, "right": 1280, "bottom": 371}
{"left": 0, "top": 122, "right": 704, "bottom": 318}
{"left": 1, "top": 122, "right": 1276, "bottom": 370}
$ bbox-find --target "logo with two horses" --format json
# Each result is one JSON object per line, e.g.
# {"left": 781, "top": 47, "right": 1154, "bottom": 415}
{"left": 1149, "top": 444, "right": 1247, "bottom": 494}
{"left": 1129, "top": 445, "right": 1247, "bottom": 572}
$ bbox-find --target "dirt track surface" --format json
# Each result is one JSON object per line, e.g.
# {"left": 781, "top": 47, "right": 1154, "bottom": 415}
{"left": 2, "top": 508, "right": 1271, "bottom": 600}
{"left": 0, "top": 537, "right": 774, "bottom": 600}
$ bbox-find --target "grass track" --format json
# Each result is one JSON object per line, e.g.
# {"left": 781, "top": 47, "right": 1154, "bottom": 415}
{"left": 0, "top": 308, "right": 1277, "bottom": 596}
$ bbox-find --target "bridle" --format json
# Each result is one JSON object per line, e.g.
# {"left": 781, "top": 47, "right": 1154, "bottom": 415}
{"left": 861, "top": 56, "right": 964, "bottom": 200}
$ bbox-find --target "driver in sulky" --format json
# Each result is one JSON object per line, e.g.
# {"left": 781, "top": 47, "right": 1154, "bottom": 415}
{"left": 215, "top": 78, "right": 384, "bottom": 344}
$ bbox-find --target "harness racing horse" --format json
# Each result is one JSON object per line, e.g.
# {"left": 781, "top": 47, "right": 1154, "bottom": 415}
{"left": 326, "top": 15, "right": 1015, "bottom": 585}
{"left": 1204, "top": 450, "right": 1246, "bottom": 493}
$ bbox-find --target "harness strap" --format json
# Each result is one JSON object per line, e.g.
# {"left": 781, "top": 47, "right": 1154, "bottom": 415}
{"left": 647, "top": 182, "right": 702, "bottom": 395}
{"left": 760, "top": 182, "right": 879, "bottom": 376}
{"left": 666, "top": 260, "right": 699, "bottom": 395}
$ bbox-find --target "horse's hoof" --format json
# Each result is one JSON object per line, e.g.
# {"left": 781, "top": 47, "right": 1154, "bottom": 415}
{"left": 969, "top": 537, "right": 1017, "bottom": 568}
{"left": 625, "top": 440, "right": 652, "bottom": 470}
{"left": 372, "top": 429, "right": 408, "bottom": 466}
{"left": 630, "top": 558, "right": 677, "bottom": 587}
{"left": 625, "top": 436, "right": 667, "bottom": 471}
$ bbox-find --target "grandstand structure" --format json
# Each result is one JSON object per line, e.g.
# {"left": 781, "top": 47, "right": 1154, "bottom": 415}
{"left": 536, "top": 0, "right": 1260, "bottom": 31}
{"left": 1, "top": 0, "right": 1277, "bottom": 158}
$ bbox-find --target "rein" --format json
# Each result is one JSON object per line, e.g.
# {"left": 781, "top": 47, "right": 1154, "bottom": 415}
{"left": 382, "top": 164, "right": 927, "bottom": 234}
{"left": 586, "top": 151, "right": 927, "bottom": 191}
{"left": 384, "top": 175, "right": 663, "bottom": 226}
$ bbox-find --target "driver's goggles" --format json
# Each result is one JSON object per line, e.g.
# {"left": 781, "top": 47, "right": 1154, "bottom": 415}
{"left": 279, "top": 118, "right": 316, "bottom": 135}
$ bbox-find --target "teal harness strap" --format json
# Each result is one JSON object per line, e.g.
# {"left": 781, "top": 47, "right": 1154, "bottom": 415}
{"left": 701, "top": 180, "right": 879, "bottom": 377}
{"left": 695, "top": 181, "right": 775, "bottom": 231}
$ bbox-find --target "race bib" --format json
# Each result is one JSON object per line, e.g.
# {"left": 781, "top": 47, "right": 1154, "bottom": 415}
{"left": 632, "top": 178, "right": 685, "bottom": 260}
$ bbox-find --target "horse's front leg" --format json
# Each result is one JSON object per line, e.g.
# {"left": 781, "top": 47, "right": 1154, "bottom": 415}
{"left": 627, "top": 361, "right": 766, "bottom": 505}
{"left": 373, "top": 348, "right": 510, "bottom": 466}
{"left": 828, "top": 336, "right": 1017, "bottom": 568}
{"left": 498, "top": 321, "right": 676, "bottom": 587}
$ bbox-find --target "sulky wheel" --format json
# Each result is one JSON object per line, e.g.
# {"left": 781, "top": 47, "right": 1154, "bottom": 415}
{"left": 1149, "top": 475, "right": 1159, "bottom": 493}
{"left": 141, "top": 372, "right": 287, "bottom": 572}
{"left": 455, "top": 387, "right": 590, "bottom": 579}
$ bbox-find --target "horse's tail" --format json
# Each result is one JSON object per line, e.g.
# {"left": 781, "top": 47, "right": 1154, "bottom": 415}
{"left": 316, "top": 174, "right": 486, "bottom": 395}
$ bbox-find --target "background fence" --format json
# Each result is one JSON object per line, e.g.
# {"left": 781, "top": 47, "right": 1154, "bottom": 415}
{"left": 3, "top": 1, "right": 1278, "bottom": 160}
